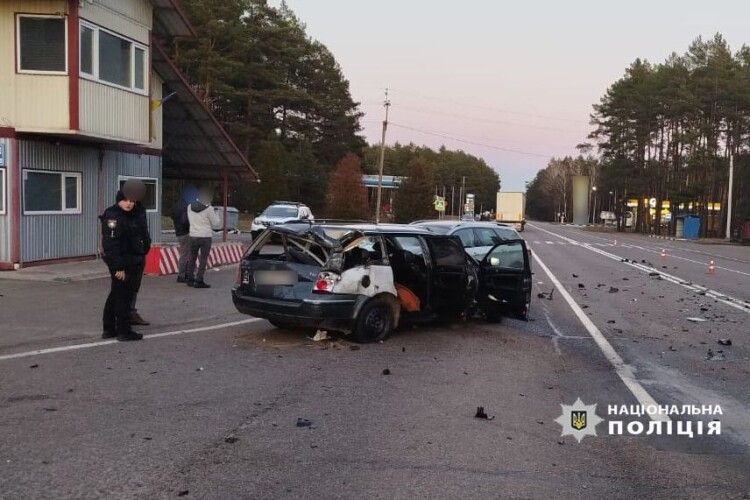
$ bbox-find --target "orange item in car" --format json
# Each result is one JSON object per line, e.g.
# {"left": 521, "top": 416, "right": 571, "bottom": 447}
{"left": 395, "top": 283, "right": 421, "bottom": 312}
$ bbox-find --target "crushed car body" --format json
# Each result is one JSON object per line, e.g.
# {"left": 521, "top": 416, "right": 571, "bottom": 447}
{"left": 232, "top": 222, "right": 532, "bottom": 342}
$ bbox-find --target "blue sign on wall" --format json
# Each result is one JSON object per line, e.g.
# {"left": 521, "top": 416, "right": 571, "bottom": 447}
{"left": 0, "top": 143, "right": 5, "bottom": 166}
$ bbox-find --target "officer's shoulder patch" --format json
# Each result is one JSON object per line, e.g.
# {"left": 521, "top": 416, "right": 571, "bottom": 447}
{"left": 107, "top": 219, "right": 117, "bottom": 229}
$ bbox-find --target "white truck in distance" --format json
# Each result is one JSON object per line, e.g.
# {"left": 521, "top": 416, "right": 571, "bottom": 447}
{"left": 496, "top": 192, "right": 526, "bottom": 232}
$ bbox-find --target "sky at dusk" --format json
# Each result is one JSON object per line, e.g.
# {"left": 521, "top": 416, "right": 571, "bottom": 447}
{"left": 272, "top": 1, "right": 750, "bottom": 190}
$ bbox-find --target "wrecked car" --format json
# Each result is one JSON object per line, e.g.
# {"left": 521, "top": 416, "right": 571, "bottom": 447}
{"left": 231, "top": 223, "right": 532, "bottom": 343}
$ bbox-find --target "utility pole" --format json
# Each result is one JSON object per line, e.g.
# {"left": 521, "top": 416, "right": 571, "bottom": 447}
{"left": 459, "top": 176, "right": 466, "bottom": 216}
{"left": 726, "top": 151, "right": 734, "bottom": 240}
{"left": 375, "top": 88, "right": 391, "bottom": 224}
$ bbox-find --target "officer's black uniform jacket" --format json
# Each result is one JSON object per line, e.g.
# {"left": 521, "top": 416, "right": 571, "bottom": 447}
{"left": 100, "top": 204, "right": 152, "bottom": 273}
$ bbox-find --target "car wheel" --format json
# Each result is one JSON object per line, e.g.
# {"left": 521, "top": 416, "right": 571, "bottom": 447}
{"left": 485, "top": 306, "right": 503, "bottom": 323}
{"left": 352, "top": 298, "right": 393, "bottom": 343}
{"left": 515, "top": 292, "right": 531, "bottom": 321}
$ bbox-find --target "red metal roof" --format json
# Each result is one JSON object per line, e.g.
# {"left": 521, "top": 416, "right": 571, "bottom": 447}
{"left": 150, "top": 0, "right": 196, "bottom": 38}
{"left": 152, "top": 41, "right": 259, "bottom": 182}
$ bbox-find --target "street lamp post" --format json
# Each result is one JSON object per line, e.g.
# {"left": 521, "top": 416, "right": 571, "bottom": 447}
{"left": 726, "top": 152, "right": 734, "bottom": 240}
{"left": 591, "top": 186, "right": 598, "bottom": 224}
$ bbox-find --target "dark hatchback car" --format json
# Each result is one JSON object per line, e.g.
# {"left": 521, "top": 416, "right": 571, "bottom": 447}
{"left": 232, "top": 223, "right": 532, "bottom": 343}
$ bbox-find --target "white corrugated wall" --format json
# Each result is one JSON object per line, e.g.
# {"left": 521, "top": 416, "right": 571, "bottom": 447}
{"left": 18, "top": 139, "right": 162, "bottom": 263}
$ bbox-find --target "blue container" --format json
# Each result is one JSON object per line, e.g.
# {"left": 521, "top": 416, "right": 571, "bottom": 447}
{"left": 683, "top": 215, "right": 700, "bottom": 240}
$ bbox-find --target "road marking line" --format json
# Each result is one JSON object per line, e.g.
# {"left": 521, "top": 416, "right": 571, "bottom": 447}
{"left": 532, "top": 251, "right": 669, "bottom": 422}
{"left": 529, "top": 223, "right": 750, "bottom": 313}
{"left": 0, "top": 318, "right": 265, "bottom": 362}
{"left": 546, "top": 241, "right": 554, "bottom": 244}
{"left": 621, "top": 245, "right": 750, "bottom": 277}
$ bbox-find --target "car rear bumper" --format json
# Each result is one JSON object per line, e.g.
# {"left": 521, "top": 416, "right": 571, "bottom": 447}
{"left": 232, "top": 288, "right": 359, "bottom": 332}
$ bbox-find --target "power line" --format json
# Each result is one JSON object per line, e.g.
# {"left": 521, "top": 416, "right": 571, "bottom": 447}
{"left": 381, "top": 87, "right": 586, "bottom": 124}
{"left": 388, "top": 122, "right": 555, "bottom": 159}
{"left": 386, "top": 103, "right": 581, "bottom": 134}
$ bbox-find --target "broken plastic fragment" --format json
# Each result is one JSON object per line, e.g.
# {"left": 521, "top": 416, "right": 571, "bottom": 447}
{"left": 312, "top": 330, "right": 329, "bottom": 341}
{"left": 474, "top": 407, "right": 495, "bottom": 420}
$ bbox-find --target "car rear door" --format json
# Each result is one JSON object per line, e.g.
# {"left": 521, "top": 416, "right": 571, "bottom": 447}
{"left": 424, "top": 236, "right": 471, "bottom": 316}
{"left": 478, "top": 239, "right": 532, "bottom": 315}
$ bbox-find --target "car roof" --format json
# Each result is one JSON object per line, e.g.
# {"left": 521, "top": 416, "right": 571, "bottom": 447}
{"left": 268, "top": 201, "right": 308, "bottom": 207}
{"left": 277, "top": 222, "right": 435, "bottom": 236}
{"left": 414, "top": 220, "right": 513, "bottom": 230}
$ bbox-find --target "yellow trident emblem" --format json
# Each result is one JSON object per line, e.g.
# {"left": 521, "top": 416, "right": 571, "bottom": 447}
{"left": 571, "top": 411, "right": 587, "bottom": 430}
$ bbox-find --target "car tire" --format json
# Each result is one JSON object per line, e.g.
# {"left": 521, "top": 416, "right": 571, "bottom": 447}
{"left": 515, "top": 292, "right": 531, "bottom": 321}
{"left": 352, "top": 298, "right": 394, "bottom": 343}
{"left": 485, "top": 306, "right": 503, "bottom": 323}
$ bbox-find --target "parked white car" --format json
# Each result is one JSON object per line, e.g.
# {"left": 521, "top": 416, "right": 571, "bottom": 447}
{"left": 251, "top": 202, "right": 314, "bottom": 239}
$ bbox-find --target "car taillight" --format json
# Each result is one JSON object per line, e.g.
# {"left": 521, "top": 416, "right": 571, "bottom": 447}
{"left": 313, "top": 272, "right": 339, "bottom": 294}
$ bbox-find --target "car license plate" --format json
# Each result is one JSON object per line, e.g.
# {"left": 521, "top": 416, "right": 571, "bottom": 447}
{"left": 254, "top": 271, "right": 297, "bottom": 286}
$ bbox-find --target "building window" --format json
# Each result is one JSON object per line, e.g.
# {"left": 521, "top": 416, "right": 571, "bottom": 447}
{"left": 79, "top": 21, "right": 148, "bottom": 94}
{"left": 23, "top": 170, "right": 82, "bottom": 215}
{"left": 80, "top": 24, "right": 94, "bottom": 76}
{"left": 16, "top": 15, "right": 68, "bottom": 74}
{"left": 0, "top": 168, "right": 6, "bottom": 215}
{"left": 119, "top": 176, "right": 158, "bottom": 212}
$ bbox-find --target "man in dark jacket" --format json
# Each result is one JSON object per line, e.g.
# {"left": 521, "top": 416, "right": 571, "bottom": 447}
{"left": 128, "top": 199, "right": 151, "bottom": 325}
{"left": 171, "top": 185, "right": 197, "bottom": 283}
{"left": 101, "top": 181, "right": 151, "bottom": 341}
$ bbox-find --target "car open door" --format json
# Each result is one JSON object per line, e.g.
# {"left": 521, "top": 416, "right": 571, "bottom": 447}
{"left": 424, "top": 236, "right": 472, "bottom": 318}
{"left": 478, "top": 239, "right": 532, "bottom": 320}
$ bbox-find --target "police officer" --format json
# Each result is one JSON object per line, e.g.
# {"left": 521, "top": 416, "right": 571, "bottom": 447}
{"left": 100, "top": 180, "right": 151, "bottom": 341}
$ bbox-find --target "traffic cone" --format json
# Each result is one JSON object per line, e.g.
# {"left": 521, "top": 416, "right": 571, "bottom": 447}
{"left": 660, "top": 248, "right": 667, "bottom": 258}
{"left": 707, "top": 260, "right": 716, "bottom": 274}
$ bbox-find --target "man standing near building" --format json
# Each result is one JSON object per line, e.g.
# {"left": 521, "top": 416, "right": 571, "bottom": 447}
{"left": 101, "top": 180, "right": 151, "bottom": 341}
{"left": 128, "top": 196, "right": 150, "bottom": 326}
{"left": 172, "top": 185, "right": 197, "bottom": 283}
{"left": 185, "top": 188, "right": 221, "bottom": 288}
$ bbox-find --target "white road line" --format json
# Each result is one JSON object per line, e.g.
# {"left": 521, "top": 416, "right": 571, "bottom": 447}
{"left": 623, "top": 245, "right": 750, "bottom": 277}
{"left": 529, "top": 223, "right": 750, "bottom": 313}
{"left": 532, "top": 251, "right": 669, "bottom": 423}
{"left": 545, "top": 241, "right": 554, "bottom": 244}
{"left": 0, "top": 318, "right": 265, "bottom": 362}
{"left": 552, "top": 225, "right": 750, "bottom": 269}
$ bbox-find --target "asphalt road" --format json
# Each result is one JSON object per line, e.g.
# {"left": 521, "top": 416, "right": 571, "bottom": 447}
{"left": 1, "top": 227, "right": 749, "bottom": 498}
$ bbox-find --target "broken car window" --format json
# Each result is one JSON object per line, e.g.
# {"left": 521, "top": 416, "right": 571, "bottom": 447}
{"left": 341, "top": 236, "right": 385, "bottom": 269}
{"left": 250, "top": 231, "right": 328, "bottom": 266}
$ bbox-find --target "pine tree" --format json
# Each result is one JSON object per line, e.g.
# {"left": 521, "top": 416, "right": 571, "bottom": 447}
{"left": 394, "top": 159, "right": 436, "bottom": 223}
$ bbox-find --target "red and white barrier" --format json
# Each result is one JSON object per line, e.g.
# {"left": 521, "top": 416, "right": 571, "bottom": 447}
{"left": 145, "top": 242, "right": 246, "bottom": 276}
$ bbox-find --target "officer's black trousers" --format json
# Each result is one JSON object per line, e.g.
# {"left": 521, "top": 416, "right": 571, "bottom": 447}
{"left": 103, "top": 265, "right": 142, "bottom": 334}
